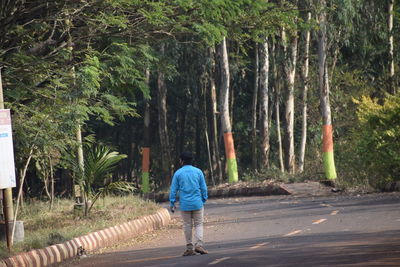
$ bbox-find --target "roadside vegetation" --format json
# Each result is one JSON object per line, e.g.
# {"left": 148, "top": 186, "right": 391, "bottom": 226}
{"left": 0, "top": 195, "right": 159, "bottom": 259}
{"left": 0, "top": 0, "right": 399, "bottom": 258}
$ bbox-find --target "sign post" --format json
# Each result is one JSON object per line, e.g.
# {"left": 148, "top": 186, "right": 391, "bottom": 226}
{"left": 0, "top": 109, "right": 16, "bottom": 189}
{"left": 0, "top": 69, "right": 15, "bottom": 250}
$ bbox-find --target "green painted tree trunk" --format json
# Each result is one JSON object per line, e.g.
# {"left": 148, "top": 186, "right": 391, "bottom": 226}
{"left": 217, "top": 37, "right": 238, "bottom": 183}
{"left": 141, "top": 69, "right": 150, "bottom": 194}
{"left": 318, "top": 0, "right": 337, "bottom": 180}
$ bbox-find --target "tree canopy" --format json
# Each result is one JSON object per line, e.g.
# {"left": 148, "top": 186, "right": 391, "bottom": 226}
{"left": 0, "top": 0, "right": 399, "bottom": 199}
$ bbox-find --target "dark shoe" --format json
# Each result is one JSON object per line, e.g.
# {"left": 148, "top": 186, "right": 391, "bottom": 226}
{"left": 195, "top": 246, "right": 208, "bottom": 254}
{"left": 182, "top": 249, "right": 196, "bottom": 256}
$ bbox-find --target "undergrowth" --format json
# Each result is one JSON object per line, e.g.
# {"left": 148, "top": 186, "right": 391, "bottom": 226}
{"left": 0, "top": 195, "right": 159, "bottom": 259}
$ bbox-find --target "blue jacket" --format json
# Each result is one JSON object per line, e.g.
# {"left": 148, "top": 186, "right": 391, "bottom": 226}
{"left": 169, "top": 165, "right": 208, "bottom": 211}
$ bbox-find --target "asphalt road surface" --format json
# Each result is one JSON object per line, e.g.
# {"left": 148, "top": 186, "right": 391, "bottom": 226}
{"left": 67, "top": 192, "right": 400, "bottom": 266}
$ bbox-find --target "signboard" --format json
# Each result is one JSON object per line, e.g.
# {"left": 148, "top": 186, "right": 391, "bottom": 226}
{"left": 0, "top": 109, "right": 16, "bottom": 189}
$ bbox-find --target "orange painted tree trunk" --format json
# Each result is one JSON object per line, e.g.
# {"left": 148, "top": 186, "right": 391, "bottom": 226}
{"left": 141, "top": 68, "right": 151, "bottom": 193}
{"left": 318, "top": 0, "right": 337, "bottom": 180}
{"left": 217, "top": 37, "right": 238, "bottom": 183}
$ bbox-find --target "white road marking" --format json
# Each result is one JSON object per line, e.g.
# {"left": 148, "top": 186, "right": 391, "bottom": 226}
{"left": 320, "top": 203, "right": 332, "bottom": 207}
{"left": 312, "top": 218, "right": 327, "bottom": 224}
{"left": 209, "top": 257, "right": 231, "bottom": 265}
{"left": 330, "top": 210, "right": 339, "bottom": 215}
{"left": 250, "top": 242, "right": 269, "bottom": 249}
{"left": 284, "top": 230, "right": 302, "bottom": 236}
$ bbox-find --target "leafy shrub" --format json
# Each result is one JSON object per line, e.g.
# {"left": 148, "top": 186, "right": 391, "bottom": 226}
{"left": 352, "top": 94, "right": 400, "bottom": 188}
{"left": 73, "top": 144, "right": 135, "bottom": 216}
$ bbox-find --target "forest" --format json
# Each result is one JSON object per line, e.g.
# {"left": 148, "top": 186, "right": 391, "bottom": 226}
{"left": 0, "top": 0, "right": 399, "bottom": 205}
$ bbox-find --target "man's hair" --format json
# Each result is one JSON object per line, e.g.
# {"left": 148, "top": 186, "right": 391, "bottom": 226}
{"left": 180, "top": 151, "right": 193, "bottom": 165}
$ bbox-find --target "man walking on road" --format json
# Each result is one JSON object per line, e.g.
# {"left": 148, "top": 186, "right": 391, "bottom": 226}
{"left": 169, "top": 151, "right": 209, "bottom": 256}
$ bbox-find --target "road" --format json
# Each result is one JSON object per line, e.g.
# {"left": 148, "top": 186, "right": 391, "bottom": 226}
{"left": 67, "top": 192, "right": 400, "bottom": 266}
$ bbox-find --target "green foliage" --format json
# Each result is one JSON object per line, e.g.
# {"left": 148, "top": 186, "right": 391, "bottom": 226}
{"left": 352, "top": 94, "right": 400, "bottom": 187}
{"left": 72, "top": 144, "right": 134, "bottom": 216}
{"left": 1, "top": 0, "right": 399, "bottom": 195}
{"left": 0, "top": 196, "right": 159, "bottom": 258}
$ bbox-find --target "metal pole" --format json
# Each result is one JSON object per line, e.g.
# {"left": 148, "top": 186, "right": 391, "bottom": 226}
{"left": 0, "top": 68, "right": 14, "bottom": 250}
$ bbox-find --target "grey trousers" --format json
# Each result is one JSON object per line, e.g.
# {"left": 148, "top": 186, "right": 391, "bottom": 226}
{"left": 181, "top": 207, "right": 204, "bottom": 249}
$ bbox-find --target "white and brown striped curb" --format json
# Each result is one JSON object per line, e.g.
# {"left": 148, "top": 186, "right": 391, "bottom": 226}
{"left": 0, "top": 208, "right": 171, "bottom": 267}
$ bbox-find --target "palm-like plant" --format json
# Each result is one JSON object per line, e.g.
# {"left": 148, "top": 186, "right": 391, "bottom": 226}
{"left": 73, "top": 144, "right": 134, "bottom": 216}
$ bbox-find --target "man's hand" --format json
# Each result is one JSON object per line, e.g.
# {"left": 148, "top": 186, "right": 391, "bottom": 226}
{"left": 170, "top": 205, "right": 176, "bottom": 213}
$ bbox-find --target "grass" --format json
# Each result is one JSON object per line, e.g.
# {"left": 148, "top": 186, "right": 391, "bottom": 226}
{"left": 0, "top": 195, "right": 160, "bottom": 259}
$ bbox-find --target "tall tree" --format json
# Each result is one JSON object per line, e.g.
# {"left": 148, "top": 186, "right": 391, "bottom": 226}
{"left": 298, "top": 10, "right": 312, "bottom": 173}
{"left": 259, "top": 39, "right": 271, "bottom": 168}
{"left": 282, "top": 26, "right": 298, "bottom": 174}
{"left": 218, "top": 37, "right": 238, "bottom": 183}
{"left": 141, "top": 68, "right": 151, "bottom": 194}
{"left": 209, "top": 48, "right": 223, "bottom": 183}
{"left": 317, "top": 0, "right": 337, "bottom": 180}
{"left": 271, "top": 41, "right": 285, "bottom": 172}
{"left": 251, "top": 43, "right": 260, "bottom": 170}
{"left": 157, "top": 44, "right": 173, "bottom": 187}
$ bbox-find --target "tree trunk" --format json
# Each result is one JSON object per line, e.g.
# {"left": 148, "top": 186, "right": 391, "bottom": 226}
{"left": 318, "top": 0, "right": 337, "bottom": 180}
{"left": 49, "top": 156, "right": 54, "bottom": 210}
{"left": 217, "top": 37, "right": 238, "bottom": 183}
{"left": 276, "top": 91, "right": 284, "bottom": 173}
{"left": 76, "top": 124, "right": 84, "bottom": 174}
{"left": 43, "top": 169, "right": 51, "bottom": 201}
{"left": 251, "top": 43, "right": 259, "bottom": 171}
{"left": 298, "top": 11, "right": 311, "bottom": 173}
{"left": 12, "top": 148, "right": 33, "bottom": 245}
{"left": 271, "top": 42, "right": 285, "bottom": 173}
{"left": 173, "top": 90, "right": 187, "bottom": 169}
{"left": 282, "top": 29, "right": 298, "bottom": 174}
{"left": 157, "top": 44, "right": 173, "bottom": 187}
{"left": 388, "top": 0, "right": 396, "bottom": 94}
{"left": 209, "top": 47, "right": 223, "bottom": 184}
{"left": 67, "top": 17, "right": 84, "bottom": 194}
{"left": 195, "top": 90, "right": 201, "bottom": 162}
{"left": 141, "top": 68, "right": 150, "bottom": 193}
{"left": 260, "top": 38, "right": 270, "bottom": 168}
{"left": 202, "top": 78, "right": 216, "bottom": 186}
